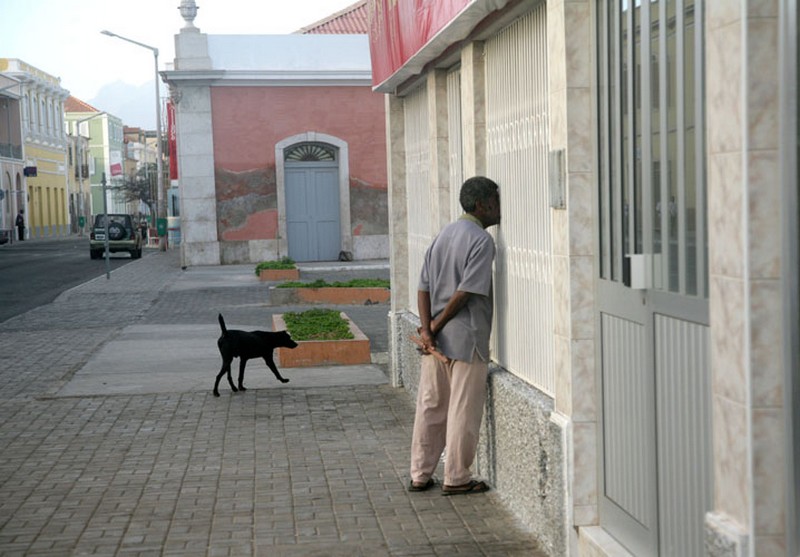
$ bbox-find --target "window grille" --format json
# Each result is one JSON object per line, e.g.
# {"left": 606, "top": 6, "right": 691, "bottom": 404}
{"left": 485, "top": 4, "right": 554, "bottom": 393}
{"left": 404, "top": 85, "right": 432, "bottom": 311}
{"left": 447, "top": 68, "right": 464, "bottom": 219}
{"left": 285, "top": 143, "right": 336, "bottom": 162}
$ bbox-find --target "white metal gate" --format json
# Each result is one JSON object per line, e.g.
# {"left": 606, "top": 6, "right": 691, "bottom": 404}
{"left": 485, "top": 4, "right": 554, "bottom": 393}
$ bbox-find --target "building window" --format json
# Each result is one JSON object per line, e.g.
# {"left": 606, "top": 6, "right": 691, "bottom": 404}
{"left": 284, "top": 143, "right": 336, "bottom": 162}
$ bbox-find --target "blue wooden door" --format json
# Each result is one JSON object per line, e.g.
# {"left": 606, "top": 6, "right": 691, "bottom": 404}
{"left": 285, "top": 162, "right": 340, "bottom": 262}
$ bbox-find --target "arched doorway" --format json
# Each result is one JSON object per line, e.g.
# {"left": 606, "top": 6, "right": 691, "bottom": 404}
{"left": 275, "top": 132, "right": 352, "bottom": 262}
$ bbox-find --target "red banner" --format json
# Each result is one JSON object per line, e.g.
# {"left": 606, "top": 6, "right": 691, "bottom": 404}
{"left": 368, "top": 0, "right": 470, "bottom": 89}
{"left": 167, "top": 100, "right": 178, "bottom": 180}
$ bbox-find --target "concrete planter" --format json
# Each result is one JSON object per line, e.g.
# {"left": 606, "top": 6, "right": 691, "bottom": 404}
{"left": 258, "top": 268, "right": 300, "bottom": 281}
{"left": 269, "top": 286, "right": 390, "bottom": 306}
{"left": 273, "top": 312, "right": 371, "bottom": 367}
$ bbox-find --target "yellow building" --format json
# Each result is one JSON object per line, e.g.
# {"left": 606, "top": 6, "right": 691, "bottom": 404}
{"left": 0, "top": 59, "right": 70, "bottom": 238}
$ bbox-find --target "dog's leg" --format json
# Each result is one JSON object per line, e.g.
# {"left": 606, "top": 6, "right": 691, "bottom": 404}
{"left": 264, "top": 355, "right": 290, "bottom": 383}
{"left": 214, "top": 359, "right": 236, "bottom": 397}
{"left": 237, "top": 358, "right": 248, "bottom": 392}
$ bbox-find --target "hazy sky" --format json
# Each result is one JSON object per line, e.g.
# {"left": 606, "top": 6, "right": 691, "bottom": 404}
{"left": 1, "top": 0, "right": 360, "bottom": 101}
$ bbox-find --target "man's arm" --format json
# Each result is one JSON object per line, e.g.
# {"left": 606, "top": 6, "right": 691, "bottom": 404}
{"left": 417, "top": 288, "right": 472, "bottom": 348}
{"left": 431, "top": 290, "right": 471, "bottom": 336}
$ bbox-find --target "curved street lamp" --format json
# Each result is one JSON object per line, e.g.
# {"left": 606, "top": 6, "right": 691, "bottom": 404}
{"left": 101, "top": 29, "right": 166, "bottom": 251}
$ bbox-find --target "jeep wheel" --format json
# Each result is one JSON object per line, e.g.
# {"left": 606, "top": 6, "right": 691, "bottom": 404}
{"left": 90, "top": 249, "right": 102, "bottom": 259}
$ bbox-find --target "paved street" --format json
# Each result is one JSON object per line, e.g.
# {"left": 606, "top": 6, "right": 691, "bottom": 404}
{"left": 0, "top": 237, "right": 138, "bottom": 322}
{"left": 0, "top": 248, "right": 545, "bottom": 556}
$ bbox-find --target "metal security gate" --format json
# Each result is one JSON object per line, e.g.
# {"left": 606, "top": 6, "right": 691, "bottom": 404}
{"left": 485, "top": 3, "right": 554, "bottom": 393}
{"left": 596, "top": 1, "right": 712, "bottom": 555}
{"left": 285, "top": 158, "right": 340, "bottom": 262}
{"left": 447, "top": 68, "right": 464, "bottom": 219}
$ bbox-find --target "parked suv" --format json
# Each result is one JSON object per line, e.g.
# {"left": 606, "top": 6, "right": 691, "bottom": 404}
{"left": 90, "top": 214, "right": 143, "bottom": 259}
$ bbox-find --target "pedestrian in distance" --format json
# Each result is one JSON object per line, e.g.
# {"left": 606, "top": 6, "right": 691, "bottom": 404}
{"left": 15, "top": 209, "right": 24, "bottom": 241}
{"left": 408, "top": 175, "right": 501, "bottom": 496}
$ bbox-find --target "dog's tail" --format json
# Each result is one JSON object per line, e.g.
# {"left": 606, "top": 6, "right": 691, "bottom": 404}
{"left": 218, "top": 313, "right": 227, "bottom": 336}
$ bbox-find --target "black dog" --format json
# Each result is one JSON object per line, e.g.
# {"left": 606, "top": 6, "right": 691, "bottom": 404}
{"left": 214, "top": 314, "right": 298, "bottom": 397}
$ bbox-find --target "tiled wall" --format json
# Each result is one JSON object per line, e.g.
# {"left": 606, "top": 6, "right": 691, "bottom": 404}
{"left": 550, "top": 0, "right": 599, "bottom": 534}
{"left": 706, "top": 0, "right": 788, "bottom": 554}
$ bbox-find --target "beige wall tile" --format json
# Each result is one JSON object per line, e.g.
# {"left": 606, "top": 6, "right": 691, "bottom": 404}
{"left": 573, "top": 421, "right": 597, "bottom": 508}
{"left": 550, "top": 90, "right": 567, "bottom": 150}
{"left": 566, "top": 87, "right": 592, "bottom": 173}
{"left": 570, "top": 255, "right": 594, "bottom": 340}
{"left": 712, "top": 395, "right": 750, "bottom": 528}
{"left": 710, "top": 276, "right": 747, "bottom": 403}
{"left": 707, "top": 0, "right": 742, "bottom": 30}
{"left": 708, "top": 152, "right": 744, "bottom": 279}
{"left": 750, "top": 280, "right": 785, "bottom": 406}
{"left": 555, "top": 333, "right": 571, "bottom": 416}
{"left": 707, "top": 22, "right": 743, "bottom": 154}
{"left": 571, "top": 338, "right": 596, "bottom": 422}
{"left": 573, "top": 504, "right": 598, "bottom": 527}
{"left": 547, "top": 0, "right": 566, "bottom": 97}
{"left": 553, "top": 208, "right": 569, "bottom": 257}
{"left": 748, "top": 151, "right": 781, "bottom": 278}
{"left": 747, "top": 0, "right": 779, "bottom": 18}
{"left": 755, "top": 535, "right": 787, "bottom": 557}
{"left": 752, "top": 407, "right": 786, "bottom": 535}
{"left": 554, "top": 254, "right": 570, "bottom": 338}
{"left": 564, "top": 1, "right": 591, "bottom": 89}
{"left": 746, "top": 19, "right": 780, "bottom": 151}
{"left": 568, "top": 171, "right": 593, "bottom": 256}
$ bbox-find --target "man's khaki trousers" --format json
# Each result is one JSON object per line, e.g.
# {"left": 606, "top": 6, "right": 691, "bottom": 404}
{"left": 409, "top": 351, "right": 488, "bottom": 487}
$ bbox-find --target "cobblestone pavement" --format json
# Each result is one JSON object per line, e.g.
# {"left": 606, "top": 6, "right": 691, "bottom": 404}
{"left": 0, "top": 249, "right": 545, "bottom": 556}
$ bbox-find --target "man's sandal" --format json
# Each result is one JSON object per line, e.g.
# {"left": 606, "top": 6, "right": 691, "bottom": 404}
{"left": 408, "top": 478, "right": 436, "bottom": 492}
{"left": 441, "top": 479, "right": 491, "bottom": 496}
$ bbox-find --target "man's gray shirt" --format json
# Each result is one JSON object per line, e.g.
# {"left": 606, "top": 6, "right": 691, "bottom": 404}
{"left": 418, "top": 217, "right": 495, "bottom": 362}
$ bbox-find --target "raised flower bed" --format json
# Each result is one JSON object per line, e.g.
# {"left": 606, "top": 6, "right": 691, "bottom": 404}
{"left": 268, "top": 278, "right": 390, "bottom": 306}
{"left": 273, "top": 309, "right": 371, "bottom": 367}
{"left": 256, "top": 257, "right": 300, "bottom": 281}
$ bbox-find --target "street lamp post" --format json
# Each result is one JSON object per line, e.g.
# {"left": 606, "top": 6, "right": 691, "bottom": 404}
{"left": 101, "top": 30, "right": 166, "bottom": 251}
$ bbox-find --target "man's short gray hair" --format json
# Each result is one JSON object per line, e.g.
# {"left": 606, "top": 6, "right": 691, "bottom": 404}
{"left": 459, "top": 176, "right": 499, "bottom": 212}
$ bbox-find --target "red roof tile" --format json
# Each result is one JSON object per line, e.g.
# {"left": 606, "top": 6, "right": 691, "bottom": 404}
{"left": 64, "top": 96, "right": 101, "bottom": 113}
{"left": 296, "top": 0, "right": 369, "bottom": 34}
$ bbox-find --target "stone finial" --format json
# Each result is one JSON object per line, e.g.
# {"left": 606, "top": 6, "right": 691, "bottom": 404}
{"left": 178, "top": 0, "right": 199, "bottom": 29}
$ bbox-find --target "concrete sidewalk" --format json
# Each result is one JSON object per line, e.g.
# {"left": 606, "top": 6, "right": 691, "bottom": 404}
{"left": 0, "top": 250, "right": 544, "bottom": 556}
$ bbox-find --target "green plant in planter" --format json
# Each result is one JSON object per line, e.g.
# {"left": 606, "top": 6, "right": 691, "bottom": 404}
{"left": 282, "top": 308, "right": 354, "bottom": 341}
{"left": 255, "top": 257, "right": 296, "bottom": 275}
{"left": 277, "top": 278, "right": 390, "bottom": 289}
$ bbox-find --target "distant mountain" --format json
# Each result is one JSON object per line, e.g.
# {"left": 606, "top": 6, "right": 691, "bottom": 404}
{"left": 88, "top": 80, "right": 159, "bottom": 130}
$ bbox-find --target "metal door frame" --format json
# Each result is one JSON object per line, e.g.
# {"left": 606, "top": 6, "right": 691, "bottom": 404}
{"left": 780, "top": 0, "right": 799, "bottom": 553}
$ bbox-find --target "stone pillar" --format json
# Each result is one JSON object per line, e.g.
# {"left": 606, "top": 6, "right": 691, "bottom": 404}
{"left": 172, "top": 27, "right": 219, "bottom": 265}
{"left": 386, "top": 94, "right": 408, "bottom": 388}
{"left": 460, "top": 42, "right": 486, "bottom": 179}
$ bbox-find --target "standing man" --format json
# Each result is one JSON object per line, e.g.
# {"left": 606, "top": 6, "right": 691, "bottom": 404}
{"left": 15, "top": 209, "right": 24, "bottom": 241}
{"left": 408, "top": 176, "right": 501, "bottom": 495}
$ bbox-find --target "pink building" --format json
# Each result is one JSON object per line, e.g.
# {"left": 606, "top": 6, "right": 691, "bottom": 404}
{"left": 162, "top": 1, "right": 387, "bottom": 265}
